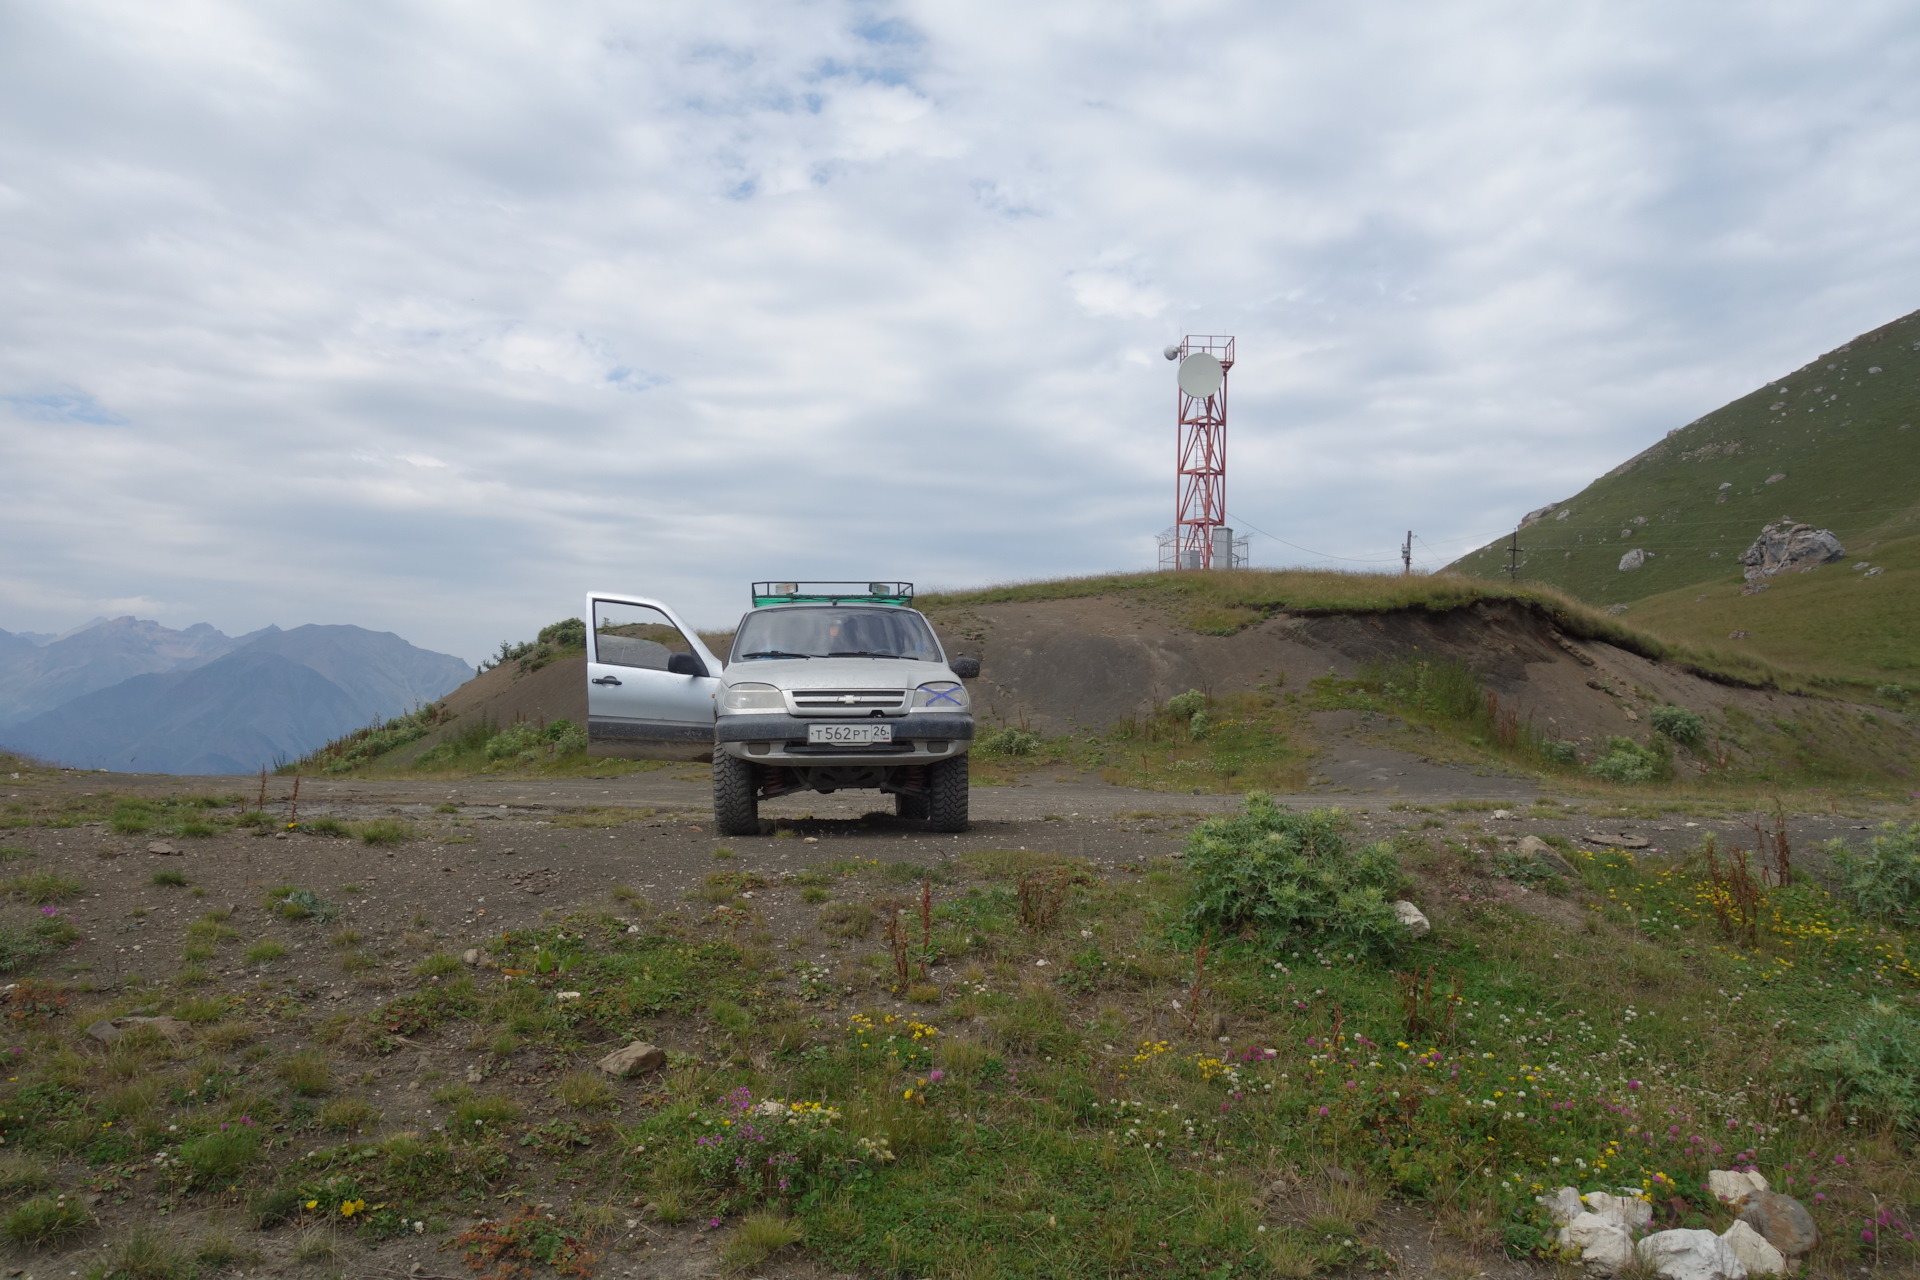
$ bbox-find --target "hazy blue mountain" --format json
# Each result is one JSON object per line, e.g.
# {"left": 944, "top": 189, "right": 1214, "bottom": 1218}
{"left": 0, "top": 623, "right": 471, "bottom": 774}
{"left": 0, "top": 616, "right": 244, "bottom": 727}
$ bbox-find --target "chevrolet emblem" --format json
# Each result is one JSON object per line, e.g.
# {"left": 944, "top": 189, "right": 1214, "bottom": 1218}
{"left": 841, "top": 695, "right": 857, "bottom": 704}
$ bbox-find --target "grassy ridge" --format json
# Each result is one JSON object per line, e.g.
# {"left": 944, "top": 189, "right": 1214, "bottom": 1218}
{"left": 1447, "top": 308, "right": 1920, "bottom": 618}
{"left": 922, "top": 568, "right": 1801, "bottom": 690}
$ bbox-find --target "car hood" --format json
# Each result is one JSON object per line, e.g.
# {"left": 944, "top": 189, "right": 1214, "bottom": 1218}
{"left": 720, "top": 657, "right": 956, "bottom": 689}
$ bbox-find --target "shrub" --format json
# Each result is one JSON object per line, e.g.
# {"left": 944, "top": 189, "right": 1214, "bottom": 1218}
{"left": 3, "top": 1195, "right": 91, "bottom": 1246}
{"left": 178, "top": 1125, "right": 262, "bottom": 1184}
{"left": 538, "top": 617, "right": 587, "bottom": 649}
{"left": 1586, "top": 737, "right": 1667, "bottom": 784}
{"left": 1789, "top": 1001, "right": 1920, "bottom": 1134}
{"left": 1825, "top": 824, "right": 1920, "bottom": 925}
{"left": 1649, "top": 705, "right": 1706, "bottom": 746}
{"left": 975, "top": 727, "right": 1039, "bottom": 757}
{"left": 266, "top": 885, "right": 339, "bottom": 921}
{"left": 1540, "top": 739, "right": 1578, "bottom": 765}
{"left": 1183, "top": 793, "right": 1408, "bottom": 958}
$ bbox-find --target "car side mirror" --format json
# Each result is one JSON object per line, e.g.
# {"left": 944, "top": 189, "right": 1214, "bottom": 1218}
{"left": 667, "top": 652, "right": 707, "bottom": 677}
{"left": 950, "top": 656, "right": 980, "bottom": 680}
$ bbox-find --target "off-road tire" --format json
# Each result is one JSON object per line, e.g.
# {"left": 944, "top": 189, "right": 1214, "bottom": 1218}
{"left": 895, "top": 789, "right": 930, "bottom": 821}
{"left": 713, "top": 751, "right": 760, "bottom": 837}
{"left": 927, "top": 753, "right": 969, "bottom": 833}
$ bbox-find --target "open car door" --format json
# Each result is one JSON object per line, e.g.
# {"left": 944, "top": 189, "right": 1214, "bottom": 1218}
{"left": 585, "top": 593, "right": 723, "bottom": 760}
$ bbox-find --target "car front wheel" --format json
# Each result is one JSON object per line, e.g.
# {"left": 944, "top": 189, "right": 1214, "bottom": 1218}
{"left": 713, "top": 752, "right": 760, "bottom": 837}
{"left": 927, "top": 754, "right": 968, "bottom": 833}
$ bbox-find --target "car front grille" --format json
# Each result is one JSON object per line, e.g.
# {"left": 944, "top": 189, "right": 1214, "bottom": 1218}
{"left": 791, "top": 689, "right": 907, "bottom": 713}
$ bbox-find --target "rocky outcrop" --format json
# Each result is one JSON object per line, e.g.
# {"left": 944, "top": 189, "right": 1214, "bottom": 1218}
{"left": 1636, "top": 1228, "right": 1745, "bottom": 1280}
{"left": 1739, "top": 1190, "right": 1819, "bottom": 1259}
{"left": 1538, "top": 1176, "right": 1810, "bottom": 1278}
{"left": 1739, "top": 521, "right": 1844, "bottom": 582}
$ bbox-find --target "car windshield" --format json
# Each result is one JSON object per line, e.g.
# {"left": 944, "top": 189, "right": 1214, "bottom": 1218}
{"left": 731, "top": 607, "right": 942, "bottom": 662}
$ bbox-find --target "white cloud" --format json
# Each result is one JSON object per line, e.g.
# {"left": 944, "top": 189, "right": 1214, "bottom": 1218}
{"left": 1, "top": 0, "right": 1917, "bottom": 656}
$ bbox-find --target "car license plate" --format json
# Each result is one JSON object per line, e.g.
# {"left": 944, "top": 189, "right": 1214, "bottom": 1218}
{"left": 807, "top": 722, "right": 893, "bottom": 745}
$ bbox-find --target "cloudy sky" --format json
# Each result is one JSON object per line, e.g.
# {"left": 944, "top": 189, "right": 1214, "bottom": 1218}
{"left": 3, "top": 0, "right": 1917, "bottom": 663}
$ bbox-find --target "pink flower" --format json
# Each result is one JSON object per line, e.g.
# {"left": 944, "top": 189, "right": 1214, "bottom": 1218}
{"left": 929, "top": 1070, "right": 944, "bottom": 1082}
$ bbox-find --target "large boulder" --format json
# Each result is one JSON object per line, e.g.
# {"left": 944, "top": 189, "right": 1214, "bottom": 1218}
{"left": 1738, "top": 1190, "right": 1819, "bottom": 1259}
{"left": 1517, "top": 835, "right": 1578, "bottom": 880}
{"left": 1721, "top": 1220, "right": 1786, "bottom": 1277}
{"left": 596, "top": 1041, "right": 667, "bottom": 1079}
{"left": 1636, "top": 1228, "right": 1746, "bottom": 1280}
{"left": 1582, "top": 1191, "right": 1653, "bottom": 1231}
{"left": 1739, "top": 521, "right": 1844, "bottom": 582}
{"left": 1392, "top": 900, "right": 1430, "bottom": 937}
{"left": 1619, "top": 548, "right": 1652, "bottom": 571}
{"left": 1560, "top": 1212, "right": 1636, "bottom": 1275}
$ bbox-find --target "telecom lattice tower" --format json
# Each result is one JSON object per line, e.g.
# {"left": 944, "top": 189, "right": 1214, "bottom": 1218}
{"left": 1167, "top": 334, "right": 1235, "bottom": 569}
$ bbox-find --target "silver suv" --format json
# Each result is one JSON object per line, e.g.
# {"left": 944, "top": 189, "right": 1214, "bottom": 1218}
{"left": 583, "top": 583, "right": 978, "bottom": 836}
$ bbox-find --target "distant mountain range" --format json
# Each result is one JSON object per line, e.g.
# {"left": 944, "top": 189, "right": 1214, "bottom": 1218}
{"left": 0, "top": 618, "right": 470, "bottom": 774}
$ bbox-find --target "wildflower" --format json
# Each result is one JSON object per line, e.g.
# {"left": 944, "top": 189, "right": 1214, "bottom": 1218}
{"left": 306, "top": 1200, "right": 319, "bottom": 1210}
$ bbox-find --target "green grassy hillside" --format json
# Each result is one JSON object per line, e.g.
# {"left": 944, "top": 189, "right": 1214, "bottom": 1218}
{"left": 1450, "top": 308, "right": 1920, "bottom": 620}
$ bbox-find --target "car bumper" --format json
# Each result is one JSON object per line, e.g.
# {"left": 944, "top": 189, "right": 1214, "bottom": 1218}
{"left": 714, "top": 713, "right": 972, "bottom": 764}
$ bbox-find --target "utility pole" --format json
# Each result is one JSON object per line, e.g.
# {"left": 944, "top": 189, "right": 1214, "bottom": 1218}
{"left": 1506, "top": 530, "right": 1520, "bottom": 582}
{"left": 1402, "top": 531, "right": 1412, "bottom": 576}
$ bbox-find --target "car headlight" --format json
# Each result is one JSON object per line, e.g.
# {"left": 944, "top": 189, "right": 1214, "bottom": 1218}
{"left": 720, "top": 683, "right": 785, "bottom": 713}
{"left": 913, "top": 682, "right": 969, "bottom": 710}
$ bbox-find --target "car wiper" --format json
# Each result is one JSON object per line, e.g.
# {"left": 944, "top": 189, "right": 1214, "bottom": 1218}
{"left": 741, "top": 650, "right": 811, "bottom": 659}
{"left": 827, "top": 650, "right": 907, "bottom": 659}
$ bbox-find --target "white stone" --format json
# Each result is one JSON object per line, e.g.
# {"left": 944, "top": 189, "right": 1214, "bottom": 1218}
{"left": 1559, "top": 1213, "right": 1635, "bottom": 1276}
{"left": 1706, "top": 1169, "right": 1769, "bottom": 1207}
{"left": 1636, "top": 1228, "right": 1747, "bottom": 1280}
{"left": 1721, "top": 1221, "right": 1786, "bottom": 1277}
{"left": 1619, "top": 548, "right": 1652, "bottom": 571}
{"left": 1490, "top": 809, "right": 1513, "bottom": 820}
{"left": 1392, "top": 900, "right": 1430, "bottom": 937}
{"left": 556, "top": 991, "right": 582, "bottom": 1001}
{"left": 1538, "top": 1186, "right": 1584, "bottom": 1226}
{"left": 1583, "top": 1191, "right": 1654, "bottom": 1231}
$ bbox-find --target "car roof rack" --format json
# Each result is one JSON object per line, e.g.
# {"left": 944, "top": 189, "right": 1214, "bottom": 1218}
{"left": 751, "top": 581, "right": 914, "bottom": 607}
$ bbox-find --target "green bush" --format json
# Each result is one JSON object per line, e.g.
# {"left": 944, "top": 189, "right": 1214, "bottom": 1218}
{"left": 1789, "top": 1001, "right": 1920, "bottom": 1135}
{"left": 1166, "top": 689, "right": 1207, "bottom": 720}
{"left": 483, "top": 718, "right": 585, "bottom": 763}
{"left": 1649, "top": 705, "right": 1706, "bottom": 746}
{"left": 1183, "top": 793, "right": 1408, "bottom": 958}
{"left": 1540, "top": 739, "right": 1578, "bottom": 765}
{"left": 976, "top": 727, "right": 1039, "bottom": 757}
{"left": 266, "top": 886, "right": 339, "bottom": 921}
{"left": 538, "top": 617, "right": 587, "bottom": 649}
{"left": 1824, "top": 824, "right": 1920, "bottom": 925}
{"left": 1586, "top": 737, "right": 1667, "bottom": 783}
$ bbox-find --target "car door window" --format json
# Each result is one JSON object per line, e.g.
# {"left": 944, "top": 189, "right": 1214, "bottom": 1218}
{"left": 594, "top": 601, "right": 695, "bottom": 670}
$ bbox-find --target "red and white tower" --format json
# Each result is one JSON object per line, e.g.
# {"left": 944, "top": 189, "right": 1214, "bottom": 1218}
{"left": 1167, "top": 334, "right": 1234, "bottom": 569}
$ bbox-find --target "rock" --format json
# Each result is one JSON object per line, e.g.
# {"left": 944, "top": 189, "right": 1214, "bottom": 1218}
{"left": 1583, "top": 1191, "right": 1653, "bottom": 1231}
{"left": 1584, "top": 831, "right": 1649, "bottom": 849}
{"left": 555, "top": 991, "right": 582, "bottom": 1002}
{"left": 1739, "top": 1191, "right": 1818, "bottom": 1259}
{"left": 461, "top": 948, "right": 481, "bottom": 965}
{"left": 1740, "top": 520, "right": 1844, "bottom": 582}
{"left": 1391, "top": 900, "right": 1430, "bottom": 937}
{"left": 1490, "top": 809, "right": 1513, "bottom": 820}
{"left": 1765, "top": 473, "right": 1785, "bottom": 484}
{"left": 1729, "top": 630, "right": 1749, "bottom": 640}
{"left": 1635, "top": 1228, "right": 1745, "bottom": 1280}
{"left": 1618, "top": 549, "right": 1652, "bottom": 571}
{"left": 1706, "top": 1169, "right": 1769, "bottom": 1207}
{"left": 1606, "top": 603, "right": 1630, "bottom": 615}
{"left": 146, "top": 841, "right": 179, "bottom": 855}
{"left": 1721, "top": 1220, "right": 1786, "bottom": 1276}
{"left": 754, "top": 1099, "right": 788, "bottom": 1118}
{"left": 465, "top": 1066, "right": 483, "bottom": 1083}
{"left": 597, "top": 1041, "right": 667, "bottom": 1079}
{"left": 1517, "top": 835, "right": 1577, "bottom": 880}
{"left": 1520, "top": 504, "right": 1559, "bottom": 528}
{"left": 86, "top": 1015, "right": 193, "bottom": 1045}
{"left": 1559, "top": 1213, "right": 1636, "bottom": 1275}
{"left": 1208, "top": 1011, "right": 1228, "bottom": 1039}
{"left": 1538, "top": 1186, "right": 1584, "bottom": 1226}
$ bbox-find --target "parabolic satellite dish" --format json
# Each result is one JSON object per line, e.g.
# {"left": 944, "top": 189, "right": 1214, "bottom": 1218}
{"left": 1176, "top": 351, "right": 1224, "bottom": 399}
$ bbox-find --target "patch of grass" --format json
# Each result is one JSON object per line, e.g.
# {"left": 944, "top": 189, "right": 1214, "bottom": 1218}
{"left": 265, "top": 885, "right": 338, "bottom": 921}
{"left": 277, "top": 1050, "right": 333, "bottom": 1097}
{"left": 415, "top": 951, "right": 461, "bottom": 977}
{"left": 178, "top": 1125, "right": 262, "bottom": 1185}
{"left": 434, "top": 803, "right": 461, "bottom": 814}
{"left": 301, "top": 816, "right": 353, "bottom": 837}
{"left": 318, "top": 1097, "right": 380, "bottom": 1132}
{"left": 0, "top": 917, "right": 81, "bottom": 973}
{"left": 817, "top": 901, "right": 873, "bottom": 938}
{"left": 99, "top": 1227, "right": 194, "bottom": 1279}
{"left": 243, "top": 940, "right": 286, "bottom": 965}
{"left": 248, "top": 1186, "right": 303, "bottom": 1229}
{"left": 453, "top": 1095, "right": 519, "bottom": 1133}
{"left": 557, "top": 1071, "right": 616, "bottom": 1111}
{"left": 3, "top": 1195, "right": 91, "bottom": 1246}
{"left": 150, "top": 869, "right": 188, "bottom": 887}
{"left": 0, "top": 845, "right": 29, "bottom": 861}
{"left": 2, "top": 872, "right": 84, "bottom": 904}
{"left": 720, "top": 1212, "right": 802, "bottom": 1272}
{"left": 357, "top": 818, "right": 414, "bottom": 846}
{"left": 330, "top": 927, "right": 361, "bottom": 950}
{"left": 801, "top": 885, "right": 830, "bottom": 904}
{"left": 171, "top": 995, "right": 227, "bottom": 1023}
{"left": 0, "top": 1153, "right": 53, "bottom": 1198}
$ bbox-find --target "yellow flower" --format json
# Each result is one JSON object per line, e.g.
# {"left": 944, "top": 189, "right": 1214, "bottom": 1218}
{"left": 341, "top": 1198, "right": 366, "bottom": 1217}
{"left": 306, "top": 1200, "right": 318, "bottom": 1210}
{"left": 903, "top": 1089, "right": 914, "bottom": 1100}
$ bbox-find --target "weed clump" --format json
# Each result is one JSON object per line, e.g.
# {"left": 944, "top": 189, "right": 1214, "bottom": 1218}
{"left": 1789, "top": 1001, "right": 1920, "bottom": 1135}
{"left": 2, "top": 873, "right": 84, "bottom": 905}
{"left": 1824, "top": 823, "right": 1920, "bottom": 925}
{"left": 178, "top": 1124, "right": 263, "bottom": 1184}
{"left": 3, "top": 1195, "right": 91, "bottom": 1246}
{"left": 975, "top": 727, "right": 1040, "bottom": 757}
{"left": 1586, "top": 736, "right": 1668, "bottom": 783}
{"left": 0, "top": 917, "right": 80, "bottom": 974}
{"left": 357, "top": 818, "right": 414, "bottom": 845}
{"left": 1649, "top": 704, "right": 1707, "bottom": 745}
{"left": 266, "top": 885, "right": 339, "bottom": 921}
{"left": 1183, "top": 793, "right": 1408, "bottom": 958}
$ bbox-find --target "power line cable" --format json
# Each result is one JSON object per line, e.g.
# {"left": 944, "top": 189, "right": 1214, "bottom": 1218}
{"left": 1225, "top": 511, "right": 1403, "bottom": 564}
